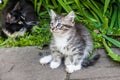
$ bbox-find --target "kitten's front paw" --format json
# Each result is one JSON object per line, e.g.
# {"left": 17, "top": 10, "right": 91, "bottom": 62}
{"left": 66, "top": 65, "right": 74, "bottom": 73}
{"left": 50, "top": 61, "right": 61, "bottom": 69}
{"left": 39, "top": 55, "right": 52, "bottom": 65}
{"left": 73, "top": 65, "right": 82, "bottom": 71}
{"left": 66, "top": 65, "right": 81, "bottom": 73}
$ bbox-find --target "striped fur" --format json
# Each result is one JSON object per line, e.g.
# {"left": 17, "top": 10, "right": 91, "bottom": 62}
{"left": 40, "top": 10, "right": 99, "bottom": 73}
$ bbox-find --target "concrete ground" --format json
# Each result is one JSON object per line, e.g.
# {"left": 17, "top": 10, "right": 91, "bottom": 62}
{"left": 0, "top": 47, "right": 120, "bottom": 80}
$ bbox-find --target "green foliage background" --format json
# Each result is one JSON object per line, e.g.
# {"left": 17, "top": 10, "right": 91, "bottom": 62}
{"left": 0, "top": 0, "right": 120, "bottom": 61}
{"left": 0, "top": 0, "right": 51, "bottom": 48}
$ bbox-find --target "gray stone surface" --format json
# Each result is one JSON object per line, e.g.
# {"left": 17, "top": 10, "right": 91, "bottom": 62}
{"left": 0, "top": 47, "right": 66, "bottom": 80}
{"left": 0, "top": 47, "right": 120, "bottom": 80}
{"left": 70, "top": 49, "right": 120, "bottom": 80}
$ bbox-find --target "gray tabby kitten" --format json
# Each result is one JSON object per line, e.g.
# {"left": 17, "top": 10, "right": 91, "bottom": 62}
{"left": 40, "top": 10, "right": 99, "bottom": 73}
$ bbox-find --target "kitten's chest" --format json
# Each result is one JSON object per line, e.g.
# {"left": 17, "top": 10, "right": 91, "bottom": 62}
{"left": 55, "top": 37, "right": 69, "bottom": 52}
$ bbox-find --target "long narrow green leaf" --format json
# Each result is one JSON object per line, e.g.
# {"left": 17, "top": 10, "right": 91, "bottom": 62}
{"left": 103, "top": 35, "right": 120, "bottom": 48}
{"left": 82, "top": 10, "right": 97, "bottom": 22}
{"left": 81, "top": 1, "right": 103, "bottom": 22}
{"left": 74, "top": 0, "right": 83, "bottom": 16}
{"left": 57, "top": 0, "right": 71, "bottom": 12}
{"left": 37, "top": 0, "right": 43, "bottom": 14}
{"left": 110, "top": 6, "right": 117, "bottom": 28}
{"left": 34, "top": 0, "right": 37, "bottom": 11}
{"left": 65, "top": 1, "right": 74, "bottom": 5}
{"left": 88, "top": 1, "right": 103, "bottom": 20}
{"left": 45, "top": 0, "right": 49, "bottom": 4}
{"left": 102, "top": 16, "right": 108, "bottom": 34}
{"left": 51, "top": 0, "right": 58, "bottom": 8}
{"left": 103, "top": 0, "right": 110, "bottom": 15}
{"left": 90, "top": 0, "right": 100, "bottom": 10}
{"left": 57, "top": 3, "right": 62, "bottom": 13}
{"left": 118, "top": 4, "right": 120, "bottom": 28}
{"left": 89, "top": 8, "right": 101, "bottom": 24}
{"left": 103, "top": 39, "right": 120, "bottom": 62}
{"left": 0, "top": 38, "right": 12, "bottom": 46}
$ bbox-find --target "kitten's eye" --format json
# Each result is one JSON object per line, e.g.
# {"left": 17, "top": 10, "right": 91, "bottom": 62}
{"left": 56, "top": 23, "right": 62, "bottom": 28}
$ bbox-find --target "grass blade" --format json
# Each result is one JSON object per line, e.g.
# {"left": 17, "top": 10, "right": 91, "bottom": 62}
{"left": 74, "top": 0, "right": 83, "bottom": 15}
{"left": 102, "top": 16, "right": 108, "bottom": 33}
{"left": 103, "top": 39, "right": 120, "bottom": 62}
{"left": 51, "top": 0, "right": 58, "bottom": 8}
{"left": 57, "top": 0, "right": 72, "bottom": 12}
{"left": 109, "top": 6, "right": 118, "bottom": 28}
{"left": 81, "top": 1, "right": 103, "bottom": 22}
{"left": 34, "top": 0, "right": 37, "bottom": 11}
{"left": 36, "top": 0, "right": 43, "bottom": 14}
{"left": 118, "top": 4, "right": 120, "bottom": 28}
{"left": 103, "top": 0, "right": 110, "bottom": 15}
{"left": 103, "top": 35, "right": 120, "bottom": 48}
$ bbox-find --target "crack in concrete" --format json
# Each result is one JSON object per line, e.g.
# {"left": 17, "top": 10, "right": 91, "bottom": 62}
{"left": 7, "top": 65, "right": 15, "bottom": 72}
{"left": 65, "top": 72, "right": 71, "bottom": 80}
{"left": 65, "top": 73, "right": 83, "bottom": 80}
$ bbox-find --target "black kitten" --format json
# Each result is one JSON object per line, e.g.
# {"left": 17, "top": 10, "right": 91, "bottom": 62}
{"left": 1, "top": 0, "right": 38, "bottom": 38}
{"left": 1, "top": 23, "right": 27, "bottom": 38}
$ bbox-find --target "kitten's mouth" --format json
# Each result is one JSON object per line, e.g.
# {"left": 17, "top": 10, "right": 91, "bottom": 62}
{"left": 50, "top": 29, "right": 56, "bottom": 32}
{"left": 50, "top": 27, "right": 56, "bottom": 32}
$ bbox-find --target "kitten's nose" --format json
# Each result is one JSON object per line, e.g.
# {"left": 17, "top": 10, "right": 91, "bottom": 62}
{"left": 51, "top": 27, "right": 55, "bottom": 31}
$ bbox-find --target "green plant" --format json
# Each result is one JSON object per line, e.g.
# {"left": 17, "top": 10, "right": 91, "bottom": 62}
{"left": 0, "top": 0, "right": 8, "bottom": 10}
{"left": 33, "top": 0, "right": 120, "bottom": 61}
{"left": 0, "top": 0, "right": 120, "bottom": 61}
{"left": 0, "top": 22, "right": 51, "bottom": 48}
{"left": 0, "top": 0, "right": 51, "bottom": 48}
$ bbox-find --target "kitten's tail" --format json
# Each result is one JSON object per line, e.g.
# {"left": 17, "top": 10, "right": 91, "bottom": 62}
{"left": 81, "top": 54, "right": 100, "bottom": 68}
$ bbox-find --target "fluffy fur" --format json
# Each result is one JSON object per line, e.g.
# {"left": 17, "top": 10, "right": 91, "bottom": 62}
{"left": 1, "top": 0, "right": 38, "bottom": 38}
{"left": 40, "top": 10, "right": 100, "bottom": 73}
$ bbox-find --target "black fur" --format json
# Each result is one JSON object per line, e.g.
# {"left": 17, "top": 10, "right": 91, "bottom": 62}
{"left": 1, "top": 0, "right": 38, "bottom": 38}
{"left": 82, "top": 54, "right": 100, "bottom": 67}
{"left": 1, "top": 23, "right": 26, "bottom": 38}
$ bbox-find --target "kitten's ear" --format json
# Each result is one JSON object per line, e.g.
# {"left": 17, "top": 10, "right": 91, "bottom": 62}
{"left": 65, "top": 11, "right": 75, "bottom": 22}
{"left": 6, "top": 13, "right": 11, "bottom": 19}
{"left": 13, "top": 2, "right": 21, "bottom": 11}
{"left": 50, "top": 9, "right": 57, "bottom": 20}
{"left": 6, "top": 13, "right": 12, "bottom": 23}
